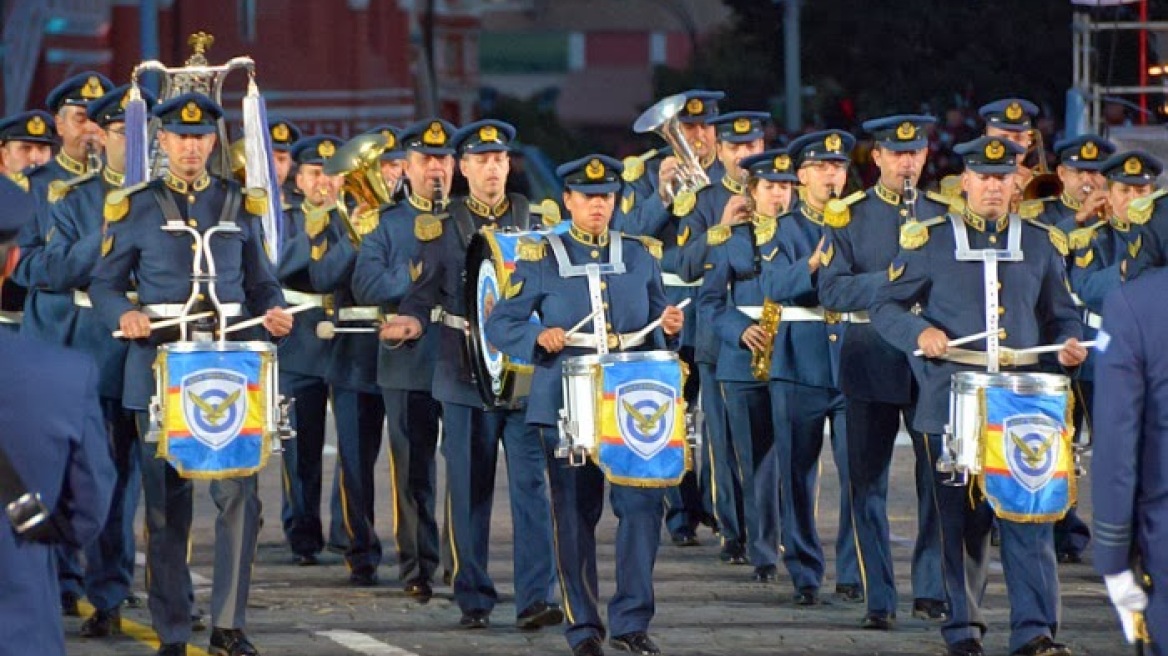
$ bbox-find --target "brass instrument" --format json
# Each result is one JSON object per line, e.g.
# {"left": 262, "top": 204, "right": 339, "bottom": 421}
{"left": 751, "top": 299, "right": 781, "bottom": 381}
{"left": 632, "top": 94, "right": 710, "bottom": 204}
{"left": 1128, "top": 187, "right": 1167, "bottom": 223}
{"left": 323, "top": 134, "right": 391, "bottom": 246}
{"left": 903, "top": 178, "right": 919, "bottom": 222}
{"left": 1022, "top": 129, "right": 1063, "bottom": 201}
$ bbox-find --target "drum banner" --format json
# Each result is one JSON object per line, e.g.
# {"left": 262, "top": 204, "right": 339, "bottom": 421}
{"left": 979, "top": 386, "right": 1076, "bottom": 522}
{"left": 157, "top": 349, "right": 272, "bottom": 479}
{"left": 595, "top": 358, "right": 690, "bottom": 487}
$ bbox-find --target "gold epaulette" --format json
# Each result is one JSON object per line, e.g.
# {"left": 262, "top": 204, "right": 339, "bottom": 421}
{"left": 621, "top": 153, "right": 649, "bottom": 183}
{"left": 244, "top": 187, "right": 269, "bottom": 216}
{"left": 899, "top": 216, "right": 947, "bottom": 250}
{"left": 47, "top": 172, "right": 98, "bottom": 204}
{"left": 516, "top": 237, "right": 546, "bottom": 261}
{"left": 534, "top": 198, "right": 561, "bottom": 226}
{"left": 1018, "top": 199, "right": 1046, "bottom": 221}
{"left": 1068, "top": 221, "right": 1104, "bottom": 252}
{"left": 635, "top": 235, "right": 663, "bottom": 259}
{"left": 414, "top": 213, "right": 444, "bottom": 241}
{"left": 823, "top": 190, "right": 865, "bottom": 228}
{"left": 924, "top": 190, "right": 953, "bottom": 206}
{"left": 1024, "top": 219, "right": 1068, "bottom": 257}
{"left": 707, "top": 224, "right": 731, "bottom": 246}
{"left": 672, "top": 190, "right": 697, "bottom": 218}
{"left": 103, "top": 181, "right": 150, "bottom": 223}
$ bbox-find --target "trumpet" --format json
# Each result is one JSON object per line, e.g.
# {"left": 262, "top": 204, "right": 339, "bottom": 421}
{"left": 632, "top": 94, "right": 710, "bottom": 204}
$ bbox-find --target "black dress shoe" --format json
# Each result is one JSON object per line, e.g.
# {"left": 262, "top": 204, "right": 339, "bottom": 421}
{"left": 516, "top": 601, "right": 564, "bottom": 629}
{"left": 718, "top": 545, "right": 748, "bottom": 565}
{"left": 610, "top": 632, "right": 661, "bottom": 655}
{"left": 209, "top": 627, "right": 259, "bottom": 656}
{"left": 191, "top": 608, "right": 208, "bottom": 632}
{"left": 157, "top": 644, "right": 187, "bottom": 656}
{"left": 793, "top": 587, "right": 819, "bottom": 606}
{"left": 860, "top": 612, "right": 894, "bottom": 630}
{"left": 80, "top": 608, "right": 122, "bottom": 637}
{"left": 573, "top": 637, "right": 605, "bottom": 656}
{"left": 459, "top": 610, "right": 490, "bottom": 629}
{"left": 947, "top": 638, "right": 985, "bottom": 656}
{"left": 752, "top": 565, "right": 778, "bottom": 582}
{"left": 349, "top": 569, "right": 378, "bottom": 587}
{"left": 296, "top": 553, "right": 319, "bottom": 566}
{"left": 836, "top": 584, "right": 864, "bottom": 603}
{"left": 911, "top": 598, "right": 949, "bottom": 621}
{"left": 1056, "top": 551, "right": 1083, "bottom": 564}
{"left": 1012, "top": 635, "right": 1072, "bottom": 656}
{"left": 403, "top": 578, "right": 433, "bottom": 602}
{"left": 670, "top": 529, "right": 699, "bottom": 547}
{"left": 61, "top": 591, "right": 81, "bottom": 617}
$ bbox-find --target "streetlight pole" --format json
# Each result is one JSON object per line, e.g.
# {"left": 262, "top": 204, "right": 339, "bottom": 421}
{"left": 783, "top": 0, "right": 801, "bottom": 132}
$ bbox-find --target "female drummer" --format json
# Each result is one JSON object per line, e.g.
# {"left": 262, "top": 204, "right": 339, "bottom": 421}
{"left": 485, "top": 154, "right": 684, "bottom": 656}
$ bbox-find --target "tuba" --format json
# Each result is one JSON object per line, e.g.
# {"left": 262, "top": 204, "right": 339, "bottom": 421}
{"left": 323, "top": 134, "right": 392, "bottom": 246}
{"left": 631, "top": 94, "right": 710, "bottom": 204}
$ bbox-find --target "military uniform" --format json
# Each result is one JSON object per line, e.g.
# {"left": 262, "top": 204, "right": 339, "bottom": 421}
{"left": 1092, "top": 268, "right": 1168, "bottom": 653}
{"left": 89, "top": 93, "right": 284, "bottom": 656}
{"left": 871, "top": 136, "right": 1082, "bottom": 656}
{"left": 818, "top": 115, "right": 948, "bottom": 625}
{"left": 486, "top": 155, "right": 677, "bottom": 656}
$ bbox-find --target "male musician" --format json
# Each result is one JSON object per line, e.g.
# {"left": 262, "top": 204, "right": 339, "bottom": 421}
{"left": 696, "top": 149, "right": 794, "bottom": 583}
{"left": 90, "top": 92, "right": 292, "bottom": 656}
{"left": 871, "top": 136, "right": 1085, "bottom": 656}
{"left": 268, "top": 119, "right": 300, "bottom": 204}
{"left": 40, "top": 84, "right": 154, "bottom": 637}
{"left": 1092, "top": 269, "right": 1168, "bottom": 653}
{"left": 365, "top": 124, "right": 406, "bottom": 194}
{"left": 672, "top": 110, "right": 769, "bottom": 559}
{"left": 277, "top": 134, "right": 338, "bottom": 566}
{"left": 350, "top": 119, "right": 447, "bottom": 598}
{"left": 0, "top": 110, "right": 56, "bottom": 329}
{"left": 760, "top": 129, "right": 860, "bottom": 606}
{"left": 617, "top": 89, "right": 727, "bottom": 547}
{"left": 979, "top": 98, "right": 1039, "bottom": 205}
{"left": 1033, "top": 135, "right": 1114, "bottom": 232}
{"left": 819, "top": 115, "right": 949, "bottom": 628}
{"left": 380, "top": 119, "right": 562, "bottom": 630}
{"left": 485, "top": 154, "right": 684, "bottom": 656}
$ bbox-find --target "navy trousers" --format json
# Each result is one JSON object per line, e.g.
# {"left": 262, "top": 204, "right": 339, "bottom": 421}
{"left": 700, "top": 363, "right": 742, "bottom": 552}
{"left": 332, "top": 388, "right": 386, "bottom": 576}
{"left": 279, "top": 371, "right": 329, "bottom": 558}
{"left": 382, "top": 389, "right": 441, "bottom": 584}
{"left": 722, "top": 381, "right": 779, "bottom": 568}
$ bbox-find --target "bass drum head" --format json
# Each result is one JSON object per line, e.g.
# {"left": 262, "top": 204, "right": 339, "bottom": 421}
{"left": 465, "top": 232, "right": 511, "bottom": 407}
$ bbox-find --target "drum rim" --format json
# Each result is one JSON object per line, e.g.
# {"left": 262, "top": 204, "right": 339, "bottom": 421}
{"left": 159, "top": 340, "right": 278, "bottom": 353}
{"left": 562, "top": 350, "right": 680, "bottom": 372}
{"left": 951, "top": 370, "right": 1069, "bottom": 393}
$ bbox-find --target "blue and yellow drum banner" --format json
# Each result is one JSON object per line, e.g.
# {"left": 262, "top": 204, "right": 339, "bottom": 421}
{"left": 596, "top": 358, "right": 690, "bottom": 487}
{"left": 979, "top": 386, "right": 1075, "bottom": 522}
{"left": 157, "top": 349, "right": 271, "bottom": 479}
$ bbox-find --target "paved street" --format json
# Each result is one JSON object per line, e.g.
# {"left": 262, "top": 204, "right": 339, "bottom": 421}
{"left": 64, "top": 433, "right": 1124, "bottom": 656}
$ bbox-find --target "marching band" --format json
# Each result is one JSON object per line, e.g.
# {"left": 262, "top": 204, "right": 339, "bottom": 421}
{"left": 0, "top": 35, "right": 1165, "bottom": 656}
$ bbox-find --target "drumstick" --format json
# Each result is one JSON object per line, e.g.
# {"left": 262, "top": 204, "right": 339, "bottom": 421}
{"left": 622, "top": 298, "right": 692, "bottom": 347}
{"left": 563, "top": 308, "right": 604, "bottom": 339}
{"left": 219, "top": 302, "right": 316, "bottom": 335}
{"left": 111, "top": 311, "right": 214, "bottom": 338}
{"left": 1014, "top": 340, "right": 1098, "bottom": 356}
{"left": 912, "top": 329, "right": 993, "bottom": 357}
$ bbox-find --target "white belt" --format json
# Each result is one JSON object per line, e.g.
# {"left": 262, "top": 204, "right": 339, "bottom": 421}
{"left": 0, "top": 311, "right": 21, "bottom": 325}
{"left": 939, "top": 347, "right": 1039, "bottom": 368}
{"left": 143, "top": 303, "right": 241, "bottom": 319}
{"left": 1071, "top": 293, "right": 1086, "bottom": 309}
{"left": 739, "top": 305, "right": 868, "bottom": 323}
{"left": 662, "top": 273, "right": 703, "bottom": 288}
{"left": 1085, "top": 311, "right": 1102, "bottom": 330}
{"left": 281, "top": 289, "right": 327, "bottom": 308}
{"left": 338, "top": 306, "right": 381, "bottom": 322}
{"left": 434, "top": 308, "right": 467, "bottom": 331}
{"left": 72, "top": 290, "right": 139, "bottom": 308}
{"left": 564, "top": 331, "right": 647, "bottom": 350}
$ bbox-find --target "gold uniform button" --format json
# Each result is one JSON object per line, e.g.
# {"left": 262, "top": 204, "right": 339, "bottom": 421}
{"left": 188, "top": 195, "right": 196, "bottom": 204}
{"left": 191, "top": 243, "right": 198, "bottom": 251}
{"left": 828, "top": 334, "right": 838, "bottom": 342}
{"left": 606, "top": 322, "right": 614, "bottom": 330}
{"left": 603, "top": 302, "right": 609, "bottom": 309}
{"left": 197, "top": 293, "right": 206, "bottom": 301}
{"left": 607, "top": 334, "right": 619, "bottom": 349}
{"left": 995, "top": 281, "right": 1002, "bottom": 290}
{"left": 600, "top": 282, "right": 607, "bottom": 290}
{"left": 999, "top": 329, "right": 1008, "bottom": 340}
{"left": 187, "top": 219, "right": 197, "bottom": 228}
{"left": 899, "top": 209, "right": 908, "bottom": 217}
{"left": 988, "top": 235, "right": 998, "bottom": 245}
{"left": 591, "top": 250, "right": 600, "bottom": 259}
{"left": 997, "top": 307, "right": 1005, "bottom": 316}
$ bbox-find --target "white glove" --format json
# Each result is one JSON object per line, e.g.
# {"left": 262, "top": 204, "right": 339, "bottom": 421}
{"left": 1104, "top": 570, "right": 1148, "bottom": 643}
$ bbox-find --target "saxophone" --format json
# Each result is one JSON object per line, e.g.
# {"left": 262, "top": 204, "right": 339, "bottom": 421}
{"left": 751, "top": 298, "right": 781, "bottom": 381}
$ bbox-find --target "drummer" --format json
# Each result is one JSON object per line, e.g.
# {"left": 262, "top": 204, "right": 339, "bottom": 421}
{"left": 484, "top": 155, "right": 684, "bottom": 656}
{"left": 870, "top": 136, "right": 1085, "bottom": 656}
{"left": 89, "top": 92, "right": 292, "bottom": 656}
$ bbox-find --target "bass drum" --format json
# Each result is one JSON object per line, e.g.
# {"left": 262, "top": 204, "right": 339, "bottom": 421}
{"left": 464, "top": 228, "right": 541, "bottom": 408}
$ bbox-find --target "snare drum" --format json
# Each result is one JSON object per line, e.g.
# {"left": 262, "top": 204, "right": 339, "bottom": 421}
{"left": 150, "top": 341, "right": 285, "bottom": 479}
{"left": 465, "top": 228, "right": 542, "bottom": 408}
{"left": 558, "top": 351, "right": 691, "bottom": 487}
{"left": 946, "top": 371, "right": 1075, "bottom": 521}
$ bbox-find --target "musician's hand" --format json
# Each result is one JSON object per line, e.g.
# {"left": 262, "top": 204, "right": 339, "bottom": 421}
{"left": 1058, "top": 337, "right": 1088, "bottom": 367}
{"left": 1074, "top": 190, "right": 1109, "bottom": 225}
{"left": 661, "top": 305, "right": 684, "bottom": 336}
{"left": 719, "top": 195, "right": 750, "bottom": 226}
{"left": 916, "top": 327, "right": 949, "bottom": 358}
{"left": 537, "top": 327, "right": 566, "bottom": 354}
{"left": 740, "top": 324, "right": 769, "bottom": 353}
{"left": 118, "top": 310, "right": 152, "bottom": 339}
{"left": 264, "top": 307, "right": 294, "bottom": 337}
{"left": 380, "top": 316, "right": 423, "bottom": 342}
{"left": 808, "top": 236, "right": 826, "bottom": 273}
{"left": 658, "top": 156, "right": 680, "bottom": 202}
{"left": 1104, "top": 570, "right": 1148, "bottom": 643}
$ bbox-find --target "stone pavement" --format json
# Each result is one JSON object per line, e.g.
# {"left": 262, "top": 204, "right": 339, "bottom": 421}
{"left": 64, "top": 437, "right": 1124, "bottom": 656}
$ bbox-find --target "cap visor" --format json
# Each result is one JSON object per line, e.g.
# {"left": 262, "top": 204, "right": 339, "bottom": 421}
{"left": 879, "top": 139, "right": 928, "bottom": 152}
{"left": 409, "top": 146, "right": 456, "bottom": 157}
{"left": 163, "top": 124, "right": 217, "bottom": 136}
{"left": 566, "top": 181, "right": 621, "bottom": 195}
{"left": 967, "top": 163, "right": 1017, "bottom": 175}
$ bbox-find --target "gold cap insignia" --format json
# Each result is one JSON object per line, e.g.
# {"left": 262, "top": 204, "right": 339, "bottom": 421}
{"left": 1005, "top": 102, "right": 1023, "bottom": 121}
{"left": 985, "top": 140, "right": 1006, "bottom": 160}
{"left": 825, "top": 133, "right": 842, "bottom": 153}
{"left": 26, "top": 116, "right": 46, "bottom": 136}
{"left": 896, "top": 122, "right": 916, "bottom": 140}
{"left": 585, "top": 158, "right": 605, "bottom": 180}
{"left": 1080, "top": 141, "right": 1098, "bottom": 160}
{"left": 1124, "top": 156, "right": 1143, "bottom": 176}
{"left": 733, "top": 118, "right": 752, "bottom": 134}
{"left": 81, "top": 76, "right": 105, "bottom": 100}
{"left": 479, "top": 125, "right": 499, "bottom": 143}
{"left": 423, "top": 121, "right": 446, "bottom": 146}
{"left": 686, "top": 98, "right": 704, "bottom": 115}
{"left": 318, "top": 140, "right": 336, "bottom": 158}
{"left": 774, "top": 154, "right": 791, "bottom": 171}
{"left": 382, "top": 130, "right": 395, "bottom": 149}
{"left": 272, "top": 124, "right": 290, "bottom": 142}
{"left": 181, "top": 101, "right": 203, "bottom": 124}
